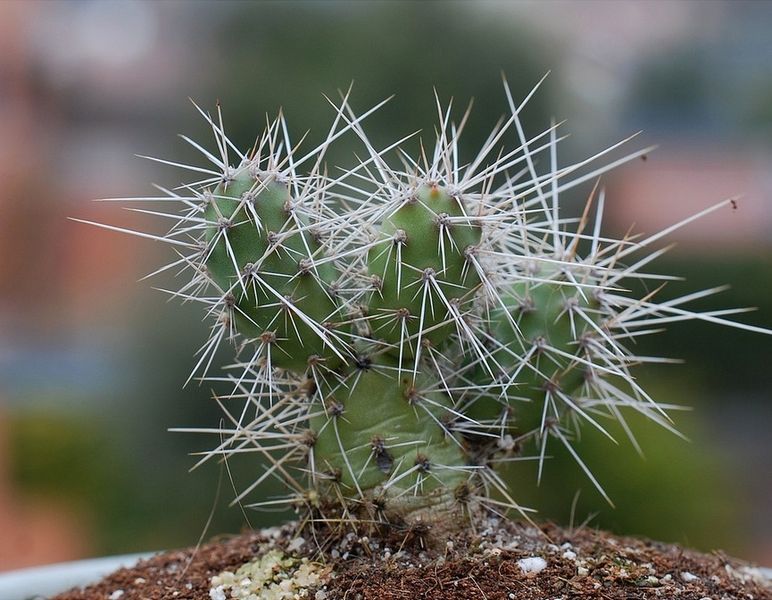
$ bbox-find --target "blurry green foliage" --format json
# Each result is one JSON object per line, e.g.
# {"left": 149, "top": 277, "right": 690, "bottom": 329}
{"left": 502, "top": 388, "right": 744, "bottom": 554}
{"left": 8, "top": 405, "right": 289, "bottom": 554}
{"left": 8, "top": 410, "right": 148, "bottom": 552}
{"left": 197, "top": 2, "right": 554, "bottom": 166}
{"left": 9, "top": 411, "right": 131, "bottom": 504}
{"left": 636, "top": 256, "right": 772, "bottom": 397}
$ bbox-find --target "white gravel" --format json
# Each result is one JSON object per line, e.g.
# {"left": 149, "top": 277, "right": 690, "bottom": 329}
{"left": 517, "top": 556, "right": 547, "bottom": 574}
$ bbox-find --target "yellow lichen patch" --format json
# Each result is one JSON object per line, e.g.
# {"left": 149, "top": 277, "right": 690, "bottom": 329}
{"left": 209, "top": 550, "right": 330, "bottom": 600}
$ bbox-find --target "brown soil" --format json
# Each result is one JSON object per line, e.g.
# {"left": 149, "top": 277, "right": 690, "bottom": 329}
{"left": 52, "top": 518, "right": 770, "bottom": 600}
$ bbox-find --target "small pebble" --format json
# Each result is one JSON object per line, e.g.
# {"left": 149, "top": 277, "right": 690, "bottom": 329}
{"left": 681, "top": 571, "right": 699, "bottom": 583}
{"left": 287, "top": 536, "right": 306, "bottom": 552}
{"left": 108, "top": 591, "right": 124, "bottom": 600}
{"left": 209, "top": 586, "right": 226, "bottom": 600}
{"left": 517, "top": 556, "right": 547, "bottom": 574}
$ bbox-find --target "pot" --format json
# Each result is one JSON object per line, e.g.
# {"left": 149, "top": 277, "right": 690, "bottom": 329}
{"left": 0, "top": 553, "right": 152, "bottom": 600}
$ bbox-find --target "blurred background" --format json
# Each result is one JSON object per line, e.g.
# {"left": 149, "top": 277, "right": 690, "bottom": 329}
{"left": 0, "top": 0, "right": 770, "bottom": 570}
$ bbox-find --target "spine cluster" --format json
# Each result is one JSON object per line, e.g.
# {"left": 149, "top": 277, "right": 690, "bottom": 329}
{"left": 88, "top": 81, "right": 770, "bottom": 537}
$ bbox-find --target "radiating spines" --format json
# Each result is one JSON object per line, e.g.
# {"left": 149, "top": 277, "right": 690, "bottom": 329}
{"left": 461, "top": 273, "right": 585, "bottom": 434}
{"left": 202, "top": 165, "right": 348, "bottom": 372}
{"left": 365, "top": 183, "right": 482, "bottom": 359}
{"left": 307, "top": 353, "right": 471, "bottom": 499}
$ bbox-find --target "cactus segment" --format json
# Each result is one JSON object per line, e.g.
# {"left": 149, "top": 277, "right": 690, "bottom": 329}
{"left": 309, "top": 354, "right": 468, "bottom": 500}
{"left": 204, "top": 169, "right": 343, "bottom": 371}
{"left": 367, "top": 184, "right": 481, "bottom": 356}
{"left": 466, "top": 265, "right": 601, "bottom": 437}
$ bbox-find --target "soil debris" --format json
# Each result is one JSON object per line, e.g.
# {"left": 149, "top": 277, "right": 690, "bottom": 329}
{"left": 51, "top": 518, "right": 771, "bottom": 600}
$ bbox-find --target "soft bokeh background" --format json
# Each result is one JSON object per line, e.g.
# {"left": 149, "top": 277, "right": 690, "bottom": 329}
{"left": 0, "top": 0, "right": 770, "bottom": 570}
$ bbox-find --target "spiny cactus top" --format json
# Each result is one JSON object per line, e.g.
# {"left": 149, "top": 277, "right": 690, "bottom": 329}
{"left": 82, "top": 80, "right": 770, "bottom": 538}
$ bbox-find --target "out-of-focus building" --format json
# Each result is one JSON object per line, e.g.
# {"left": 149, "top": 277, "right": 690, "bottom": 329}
{"left": 607, "top": 149, "right": 772, "bottom": 251}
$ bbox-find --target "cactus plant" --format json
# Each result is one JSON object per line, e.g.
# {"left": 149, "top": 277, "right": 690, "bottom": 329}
{"left": 79, "top": 79, "right": 770, "bottom": 542}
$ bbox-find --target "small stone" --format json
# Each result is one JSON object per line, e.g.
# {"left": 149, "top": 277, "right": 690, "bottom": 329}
{"left": 577, "top": 566, "right": 589, "bottom": 577}
{"left": 287, "top": 536, "right": 306, "bottom": 552}
{"left": 562, "top": 549, "right": 577, "bottom": 561}
{"left": 108, "top": 591, "right": 124, "bottom": 600}
{"left": 517, "top": 556, "right": 547, "bottom": 574}
{"left": 681, "top": 572, "right": 699, "bottom": 583}
{"left": 209, "top": 586, "right": 226, "bottom": 600}
{"left": 315, "top": 591, "right": 328, "bottom": 600}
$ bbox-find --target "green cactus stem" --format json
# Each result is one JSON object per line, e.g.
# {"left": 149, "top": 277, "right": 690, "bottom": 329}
{"left": 308, "top": 353, "right": 471, "bottom": 519}
{"left": 465, "top": 263, "right": 601, "bottom": 439}
{"left": 204, "top": 169, "right": 344, "bottom": 372}
{"left": 367, "top": 184, "right": 481, "bottom": 358}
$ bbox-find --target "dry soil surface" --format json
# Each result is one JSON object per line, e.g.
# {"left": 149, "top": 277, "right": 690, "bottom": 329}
{"left": 52, "top": 518, "right": 770, "bottom": 600}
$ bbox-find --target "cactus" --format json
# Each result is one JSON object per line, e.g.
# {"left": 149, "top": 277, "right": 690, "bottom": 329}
{"left": 81, "top": 80, "right": 770, "bottom": 540}
{"left": 203, "top": 169, "right": 345, "bottom": 372}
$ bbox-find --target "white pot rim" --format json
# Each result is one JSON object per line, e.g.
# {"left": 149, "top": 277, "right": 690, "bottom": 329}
{"left": 0, "top": 552, "right": 155, "bottom": 600}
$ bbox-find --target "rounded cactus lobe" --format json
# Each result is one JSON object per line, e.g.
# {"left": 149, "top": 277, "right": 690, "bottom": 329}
{"left": 203, "top": 170, "right": 343, "bottom": 371}
{"left": 467, "top": 268, "right": 600, "bottom": 436}
{"left": 367, "top": 185, "right": 481, "bottom": 355}
{"left": 309, "top": 355, "right": 468, "bottom": 498}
